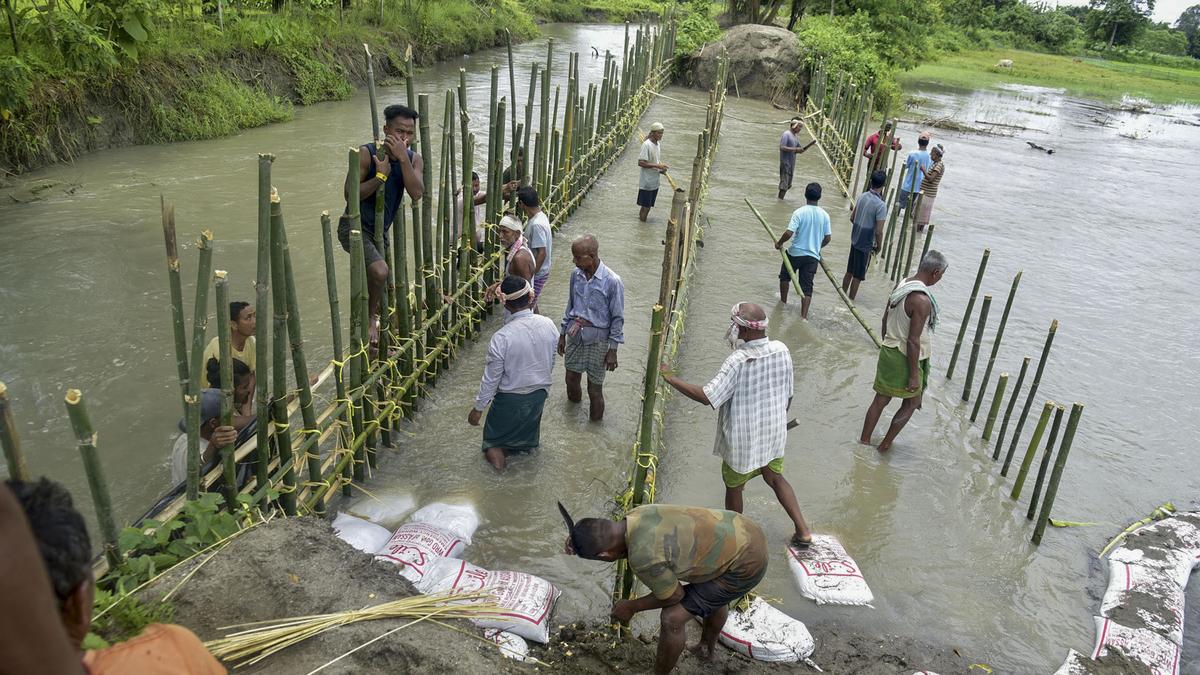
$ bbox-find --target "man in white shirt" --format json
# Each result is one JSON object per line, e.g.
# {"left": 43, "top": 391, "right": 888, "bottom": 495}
{"left": 468, "top": 275, "right": 560, "bottom": 471}
{"left": 637, "top": 122, "right": 669, "bottom": 222}
{"left": 660, "top": 302, "right": 814, "bottom": 549}
{"left": 517, "top": 185, "right": 552, "bottom": 311}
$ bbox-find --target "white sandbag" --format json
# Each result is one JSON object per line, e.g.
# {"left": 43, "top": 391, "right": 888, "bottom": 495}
{"left": 1052, "top": 649, "right": 1096, "bottom": 675}
{"left": 1101, "top": 558, "right": 1186, "bottom": 645}
{"left": 787, "top": 534, "right": 874, "bottom": 606}
{"left": 484, "top": 629, "right": 530, "bottom": 662}
{"left": 1090, "top": 616, "right": 1180, "bottom": 675}
{"left": 345, "top": 491, "right": 417, "bottom": 529}
{"left": 375, "top": 521, "right": 470, "bottom": 583}
{"left": 415, "top": 557, "right": 560, "bottom": 643}
{"left": 408, "top": 502, "right": 481, "bottom": 540}
{"left": 715, "top": 597, "right": 814, "bottom": 662}
{"left": 1107, "top": 544, "right": 1195, "bottom": 590}
{"left": 332, "top": 512, "right": 392, "bottom": 554}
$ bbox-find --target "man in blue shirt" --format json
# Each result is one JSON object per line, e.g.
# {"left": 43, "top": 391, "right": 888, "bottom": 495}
{"left": 773, "top": 183, "right": 831, "bottom": 319}
{"left": 559, "top": 234, "right": 625, "bottom": 421}
{"left": 842, "top": 169, "right": 890, "bottom": 301}
{"left": 898, "top": 131, "right": 932, "bottom": 210}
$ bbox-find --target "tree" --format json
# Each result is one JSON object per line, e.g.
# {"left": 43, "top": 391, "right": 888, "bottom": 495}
{"left": 1088, "top": 0, "right": 1154, "bottom": 48}
{"left": 1176, "top": 4, "right": 1200, "bottom": 57}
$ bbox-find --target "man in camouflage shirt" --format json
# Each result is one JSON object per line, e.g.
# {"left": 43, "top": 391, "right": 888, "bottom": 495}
{"left": 559, "top": 502, "right": 768, "bottom": 673}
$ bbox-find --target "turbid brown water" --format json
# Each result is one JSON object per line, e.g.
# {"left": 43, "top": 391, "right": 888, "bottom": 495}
{"left": 2, "top": 27, "right": 1198, "bottom": 672}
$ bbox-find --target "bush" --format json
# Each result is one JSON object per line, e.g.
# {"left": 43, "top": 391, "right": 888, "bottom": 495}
{"left": 1133, "top": 26, "right": 1189, "bottom": 55}
{"left": 795, "top": 14, "right": 900, "bottom": 113}
{"left": 674, "top": 0, "right": 720, "bottom": 58}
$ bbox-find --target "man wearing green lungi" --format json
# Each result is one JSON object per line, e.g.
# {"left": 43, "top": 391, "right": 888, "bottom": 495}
{"left": 860, "top": 250, "right": 948, "bottom": 452}
{"left": 468, "top": 275, "right": 560, "bottom": 470}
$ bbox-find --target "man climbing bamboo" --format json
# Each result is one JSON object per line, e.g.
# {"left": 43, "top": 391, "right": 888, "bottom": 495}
{"left": 659, "top": 302, "right": 814, "bottom": 550}
{"left": 559, "top": 502, "right": 768, "bottom": 674}
{"left": 342, "top": 104, "right": 425, "bottom": 348}
{"left": 559, "top": 234, "right": 624, "bottom": 421}
{"left": 860, "top": 250, "right": 948, "bottom": 452}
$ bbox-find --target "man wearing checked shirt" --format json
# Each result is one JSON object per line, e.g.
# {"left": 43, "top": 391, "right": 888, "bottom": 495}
{"left": 660, "top": 302, "right": 814, "bottom": 549}
{"left": 559, "top": 234, "right": 625, "bottom": 422}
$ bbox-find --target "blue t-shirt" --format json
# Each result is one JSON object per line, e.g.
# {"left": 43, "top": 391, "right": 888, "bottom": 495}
{"left": 850, "top": 190, "right": 888, "bottom": 252}
{"left": 902, "top": 149, "right": 931, "bottom": 192}
{"left": 786, "top": 205, "right": 831, "bottom": 259}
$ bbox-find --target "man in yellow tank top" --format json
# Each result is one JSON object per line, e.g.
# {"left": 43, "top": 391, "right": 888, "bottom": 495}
{"left": 860, "top": 250, "right": 947, "bottom": 452}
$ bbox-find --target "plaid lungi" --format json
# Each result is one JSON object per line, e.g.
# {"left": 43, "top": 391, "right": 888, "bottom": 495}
{"left": 564, "top": 336, "right": 608, "bottom": 384}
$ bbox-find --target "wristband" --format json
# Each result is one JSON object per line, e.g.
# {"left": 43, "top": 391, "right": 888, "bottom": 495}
{"left": 375, "top": 172, "right": 387, "bottom": 182}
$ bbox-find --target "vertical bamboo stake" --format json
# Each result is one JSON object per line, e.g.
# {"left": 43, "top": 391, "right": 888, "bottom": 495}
{"left": 1026, "top": 404, "right": 1066, "bottom": 520}
{"left": 268, "top": 195, "right": 297, "bottom": 516}
{"left": 364, "top": 43, "right": 380, "bottom": 140}
{"left": 505, "top": 29, "right": 518, "bottom": 143}
{"left": 657, "top": 190, "right": 683, "bottom": 311}
{"left": 418, "top": 94, "right": 441, "bottom": 357}
{"left": 946, "top": 249, "right": 989, "bottom": 379}
{"left": 63, "top": 389, "right": 120, "bottom": 569}
{"left": 997, "top": 356, "right": 1032, "bottom": 465}
{"left": 981, "top": 373, "right": 1008, "bottom": 443}
{"left": 879, "top": 163, "right": 906, "bottom": 265}
{"left": 524, "top": 61, "right": 538, "bottom": 171}
{"left": 919, "top": 222, "right": 935, "bottom": 265}
{"left": 1005, "top": 320, "right": 1058, "bottom": 471}
{"left": 185, "top": 230, "right": 214, "bottom": 501}
{"left": 213, "top": 271, "right": 239, "bottom": 511}
{"left": 970, "top": 272, "right": 1022, "bottom": 421}
{"left": 961, "top": 295, "right": 991, "bottom": 403}
{"left": 1010, "top": 401, "right": 1055, "bottom": 496}
{"left": 631, "top": 305, "right": 665, "bottom": 508}
{"left": 902, "top": 193, "right": 922, "bottom": 278}
{"left": 0, "top": 382, "right": 29, "bottom": 480}
{"left": 348, "top": 228, "right": 367, "bottom": 483}
{"left": 1032, "top": 402, "right": 1083, "bottom": 544}
{"left": 253, "top": 155, "right": 274, "bottom": 491}
{"left": 406, "top": 56, "right": 424, "bottom": 318}
{"left": 319, "top": 212, "right": 353, "bottom": 496}
{"left": 161, "top": 198, "right": 189, "bottom": 417}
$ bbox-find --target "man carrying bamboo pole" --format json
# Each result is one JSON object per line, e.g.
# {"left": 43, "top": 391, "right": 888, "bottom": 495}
{"left": 777, "top": 118, "right": 815, "bottom": 200}
{"left": 344, "top": 104, "right": 425, "bottom": 346}
{"left": 6, "top": 478, "right": 224, "bottom": 673}
{"left": 468, "top": 276, "right": 559, "bottom": 471}
{"left": 201, "top": 301, "right": 256, "bottom": 374}
{"left": 637, "top": 122, "right": 668, "bottom": 223}
{"left": 559, "top": 234, "right": 625, "bottom": 421}
{"left": 843, "top": 170, "right": 889, "bottom": 301}
{"left": 559, "top": 502, "right": 768, "bottom": 674}
{"left": 517, "top": 185, "right": 552, "bottom": 310}
{"left": 659, "top": 303, "right": 814, "bottom": 550}
{"left": 773, "top": 183, "right": 831, "bottom": 319}
{"left": 860, "top": 250, "right": 947, "bottom": 452}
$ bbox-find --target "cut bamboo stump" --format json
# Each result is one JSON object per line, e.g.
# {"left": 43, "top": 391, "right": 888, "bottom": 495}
{"left": 1033, "top": 403, "right": 1084, "bottom": 544}
{"left": 946, "top": 249, "right": 989, "bottom": 379}
{"left": 0, "top": 382, "right": 29, "bottom": 481}
{"left": 161, "top": 198, "right": 190, "bottom": 418}
{"left": 64, "top": 389, "right": 120, "bottom": 569}
{"left": 960, "top": 294, "right": 992, "bottom": 402}
{"left": 1025, "top": 404, "right": 1065, "bottom": 520}
{"left": 185, "top": 230, "right": 214, "bottom": 501}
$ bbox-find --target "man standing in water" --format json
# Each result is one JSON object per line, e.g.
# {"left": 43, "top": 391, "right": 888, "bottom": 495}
{"left": 468, "top": 276, "right": 559, "bottom": 471}
{"left": 842, "top": 170, "right": 889, "bottom": 301}
{"left": 659, "top": 303, "right": 814, "bottom": 550}
{"left": 898, "top": 131, "right": 932, "bottom": 210}
{"left": 485, "top": 215, "right": 536, "bottom": 303}
{"left": 773, "top": 182, "right": 831, "bottom": 319}
{"left": 559, "top": 234, "right": 624, "bottom": 421}
{"left": 915, "top": 144, "right": 945, "bottom": 233}
{"left": 861, "top": 250, "right": 947, "bottom": 452}
{"left": 344, "top": 104, "right": 425, "bottom": 346}
{"left": 202, "top": 301, "right": 256, "bottom": 374}
{"left": 517, "top": 185, "right": 553, "bottom": 309}
{"left": 637, "top": 122, "right": 668, "bottom": 222}
{"left": 862, "top": 120, "right": 902, "bottom": 173}
{"left": 777, "top": 118, "right": 815, "bottom": 199}
{"left": 559, "top": 502, "right": 768, "bottom": 674}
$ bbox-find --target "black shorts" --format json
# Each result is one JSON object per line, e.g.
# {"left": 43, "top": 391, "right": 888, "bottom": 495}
{"left": 847, "top": 247, "right": 871, "bottom": 281}
{"left": 637, "top": 188, "right": 658, "bottom": 207}
{"left": 679, "top": 564, "right": 768, "bottom": 618}
{"left": 338, "top": 215, "right": 387, "bottom": 266}
{"left": 779, "top": 253, "right": 818, "bottom": 296}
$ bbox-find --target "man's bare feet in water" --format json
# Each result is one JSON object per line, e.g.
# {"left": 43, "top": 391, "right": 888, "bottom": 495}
{"left": 858, "top": 434, "right": 873, "bottom": 445}
{"left": 687, "top": 642, "right": 716, "bottom": 662}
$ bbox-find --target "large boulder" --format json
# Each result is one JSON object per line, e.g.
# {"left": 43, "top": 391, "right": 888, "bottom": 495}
{"left": 681, "top": 24, "right": 806, "bottom": 105}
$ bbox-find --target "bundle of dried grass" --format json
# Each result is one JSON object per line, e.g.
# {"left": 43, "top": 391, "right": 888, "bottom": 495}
{"left": 204, "top": 591, "right": 503, "bottom": 668}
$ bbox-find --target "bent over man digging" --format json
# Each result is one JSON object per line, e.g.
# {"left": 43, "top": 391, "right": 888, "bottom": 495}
{"left": 659, "top": 302, "right": 814, "bottom": 550}
{"left": 559, "top": 502, "right": 768, "bottom": 674}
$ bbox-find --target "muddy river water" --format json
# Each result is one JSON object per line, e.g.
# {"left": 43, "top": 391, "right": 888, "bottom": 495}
{"left": 1, "top": 24, "right": 1198, "bottom": 672}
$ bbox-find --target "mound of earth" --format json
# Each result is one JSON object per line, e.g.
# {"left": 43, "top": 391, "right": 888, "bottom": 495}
{"left": 681, "top": 24, "right": 805, "bottom": 105}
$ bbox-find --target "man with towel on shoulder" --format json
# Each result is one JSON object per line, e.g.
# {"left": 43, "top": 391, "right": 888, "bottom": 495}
{"left": 468, "top": 275, "right": 559, "bottom": 471}
{"left": 860, "top": 250, "right": 948, "bottom": 452}
{"left": 485, "top": 214, "right": 536, "bottom": 305}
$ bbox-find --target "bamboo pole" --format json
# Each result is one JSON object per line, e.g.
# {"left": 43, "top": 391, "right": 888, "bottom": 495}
{"left": 213, "top": 271, "right": 239, "bottom": 511}
{"left": 1026, "top": 404, "right": 1066, "bottom": 521}
{"left": 657, "top": 189, "right": 685, "bottom": 312}
{"left": 1010, "top": 401, "right": 1055, "bottom": 498}
{"left": 902, "top": 193, "right": 922, "bottom": 278}
{"left": 63, "top": 389, "right": 120, "bottom": 570}
{"left": 268, "top": 195, "right": 297, "bottom": 516}
{"left": 996, "top": 356, "right": 1031, "bottom": 465}
{"left": 363, "top": 43, "right": 380, "bottom": 140}
{"left": 960, "top": 294, "right": 991, "bottom": 402}
{"left": 919, "top": 222, "right": 935, "bottom": 265}
{"left": 505, "top": 29, "right": 518, "bottom": 144}
{"left": 418, "top": 94, "right": 441, "bottom": 359}
{"left": 1004, "top": 320, "right": 1058, "bottom": 472}
{"left": 981, "top": 373, "right": 1008, "bottom": 443}
{"left": 890, "top": 192, "right": 914, "bottom": 283}
{"left": 631, "top": 304, "right": 665, "bottom": 508}
{"left": 348, "top": 228, "right": 367, "bottom": 483}
{"left": 0, "top": 382, "right": 29, "bottom": 480}
{"left": 946, "top": 249, "right": 989, "bottom": 379}
{"left": 879, "top": 163, "right": 905, "bottom": 266}
{"left": 253, "top": 155, "right": 274, "bottom": 490}
{"left": 161, "top": 198, "right": 189, "bottom": 417}
{"left": 185, "top": 230, "right": 214, "bottom": 501}
{"left": 319, "top": 212, "right": 353, "bottom": 497}
{"left": 1033, "top": 402, "right": 1083, "bottom": 544}
{"left": 970, "top": 272, "right": 1022, "bottom": 421}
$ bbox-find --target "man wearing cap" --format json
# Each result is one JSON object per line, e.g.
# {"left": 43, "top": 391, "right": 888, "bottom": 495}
{"left": 915, "top": 144, "right": 945, "bottom": 232}
{"left": 659, "top": 302, "right": 814, "bottom": 551}
{"left": 899, "top": 131, "right": 933, "bottom": 211}
{"left": 778, "top": 118, "right": 814, "bottom": 199}
{"left": 486, "top": 214, "right": 537, "bottom": 305}
{"left": 168, "top": 367, "right": 255, "bottom": 487}
{"left": 468, "top": 275, "right": 559, "bottom": 471}
{"left": 637, "top": 122, "right": 668, "bottom": 222}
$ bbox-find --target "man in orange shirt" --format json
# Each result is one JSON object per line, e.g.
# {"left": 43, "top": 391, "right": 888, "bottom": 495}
{"left": 6, "top": 477, "right": 225, "bottom": 674}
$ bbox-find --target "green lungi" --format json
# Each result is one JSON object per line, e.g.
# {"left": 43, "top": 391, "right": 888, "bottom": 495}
{"left": 482, "top": 389, "right": 549, "bottom": 452}
{"left": 873, "top": 346, "right": 930, "bottom": 399}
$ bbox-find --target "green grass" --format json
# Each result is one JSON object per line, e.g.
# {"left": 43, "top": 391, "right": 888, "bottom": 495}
{"left": 900, "top": 49, "right": 1200, "bottom": 105}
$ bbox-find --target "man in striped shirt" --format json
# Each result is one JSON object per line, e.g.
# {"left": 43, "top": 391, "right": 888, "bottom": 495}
{"left": 915, "top": 144, "right": 944, "bottom": 232}
{"left": 660, "top": 302, "right": 813, "bottom": 549}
